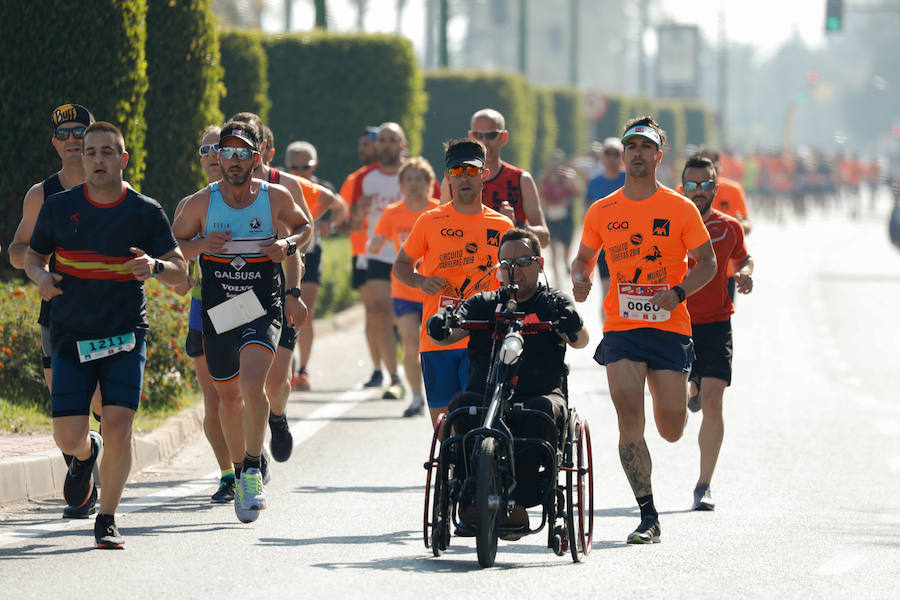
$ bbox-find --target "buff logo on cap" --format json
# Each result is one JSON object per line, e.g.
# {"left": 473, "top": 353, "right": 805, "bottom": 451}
{"left": 622, "top": 125, "right": 661, "bottom": 148}
{"left": 51, "top": 103, "right": 93, "bottom": 128}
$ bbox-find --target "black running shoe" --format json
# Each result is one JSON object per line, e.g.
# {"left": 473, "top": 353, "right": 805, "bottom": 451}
{"left": 211, "top": 476, "right": 235, "bottom": 503}
{"left": 94, "top": 513, "right": 124, "bottom": 549}
{"left": 64, "top": 430, "right": 102, "bottom": 509}
{"left": 260, "top": 449, "right": 272, "bottom": 484}
{"left": 692, "top": 483, "right": 715, "bottom": 511}
{"left": 268, "top": 413, "right": 293, "bottom": 462}
{"left": 63, "top": 483, "right": 97, "bottom": 518}
{"left": 627, "top": 516, "right": 661, "bottom": 544}
{"left": 363, "top": 370, "right": 383, "bottom": 388}
{"left": 688, "top": 378, "right": 701, "bottom": 413}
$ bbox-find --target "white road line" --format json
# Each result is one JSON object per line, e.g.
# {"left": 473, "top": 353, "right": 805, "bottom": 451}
{"left": 0, "top": 389, "right": 371, "bottom": 548}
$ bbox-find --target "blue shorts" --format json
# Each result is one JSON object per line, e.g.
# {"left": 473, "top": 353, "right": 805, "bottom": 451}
{"left": 420, "top": 348, "right": 469, "bottom": 408}
{"left": 50, "top": 332, "right": 147, "bottom": 418}
{"left": 188, "top": 297, "right": 203, "bottom": 331}
{"left": 393, "top": 298, "right": 423, "bottom": 319}
{"left": 594, "top": 328, "right": 694, "bottom": 373}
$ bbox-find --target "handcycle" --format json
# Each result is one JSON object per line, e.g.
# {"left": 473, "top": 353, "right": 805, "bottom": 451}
{"left": 422, "top": 284, "right": 594, "bottom": 567}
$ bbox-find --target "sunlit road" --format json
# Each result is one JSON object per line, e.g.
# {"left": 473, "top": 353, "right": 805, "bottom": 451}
{"left": 1, "top": 197, "right": 898, "bottom": 598}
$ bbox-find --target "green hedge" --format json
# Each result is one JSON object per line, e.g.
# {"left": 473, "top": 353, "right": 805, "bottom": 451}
{"left": 0, "top": 0, "right": 148, "bottom": 255}
{"left": 143, "top": 0, "right": 223, "bottom": 215}
{"left": 531, "top": 89, "right": 558, "bottom": 176}
{"left": 654, "top": 102, "right": 687, "bottom": 153}
{"left": 684, "top": 104, "right": 717, "bottom": 147}
{"left": 316, "top": 235, "right": 357, "bottom": 317}
{"left": 551, "top": 88, "right": 585, "bottom": 156}
{"left": 265, "top": 33, "right": 426, "bottom": 184}
{"left": 219, "top": 29, "right": 271, "bottom": 123}
{"left": 423, "top": 71, "right": 537, "bottom": 174}
{"left": 0, "top": 279, "right": 197, "bottom": 413}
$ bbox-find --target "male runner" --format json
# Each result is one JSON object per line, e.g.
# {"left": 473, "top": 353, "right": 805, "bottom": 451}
{"left": 171, "top": 120, "right": 310, "bottom": 522}
{"left": 173, "top": 125, "right": 236, "bottom": 502}
{"left": 394, "top": 139, "right": 514, "bottom": 424}
{"left": 681, "top": 156, "right": 754, "bottom": 511}
{"left": 9, "top": 103, "right": 104, "bottom": 518}
{"left": 368, "top": 157, "right": 440, "bottom": 417}
{"left": 25, "top": 122, "right": 188, "bottom": 548}
{"left": 284, "top": 140, "right": 348, "bottom": 391}
{"left": 440, "top": 108, "right": 549, "bottom": 248}
{"left": 571, "top": 116, "right": 716, "bottom": 544}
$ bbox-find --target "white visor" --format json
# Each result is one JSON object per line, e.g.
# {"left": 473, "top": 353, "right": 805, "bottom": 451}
{"left": 622, "top": 125, "right": 661, "bottom": 148}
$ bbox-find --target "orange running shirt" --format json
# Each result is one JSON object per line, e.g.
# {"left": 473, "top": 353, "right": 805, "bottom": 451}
{"left": 581, "top": 185, "right": 710, "bottom": 336}
{"left": 373, "top": 198, "right": 440, "bottom": 302}
{"left": 712, "top": 177, "right": 748, "bottom": 219}
{"left": 340, "top": 165, "right": 376, "bottom": 256}
{"left": 402, "top": 203, "right": 514, "bottom": 353}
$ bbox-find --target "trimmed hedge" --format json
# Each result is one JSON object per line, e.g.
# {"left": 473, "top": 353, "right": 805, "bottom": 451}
{"left": 219, "top": 29, "right": 271, "bottom": 123}
{"left": 531, "top": 89, "right": 558, "bottom": 176}
{"left": 265, "top": 33, "right": 426, "bottom": 185}
{"left": 551, "top": 88, "right": 585, "bottom": 156}
{"left": 654, "top": 102, "right": 687, "bottom": 153}
{"left": 0, "top": 0, "right": 148, "bottom": 255}
{"left": 143, "top": 0, "right": 224, "bottom": 215}
{"left": 684, "top": 104, "right": 717, "bottom": 147}
{"left": 423, "top": 72, "right": 537, "bottom": 174}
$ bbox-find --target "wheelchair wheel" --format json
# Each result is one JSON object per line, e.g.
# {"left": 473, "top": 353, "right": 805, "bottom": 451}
{"left": 565, "top": 414, "right": 594, "bottom": 562}
{"left": 424, "top": 413, "right": 449, "bottom": 554}
{"left": 475, "top": 437, "right": 500, "bottom": 568}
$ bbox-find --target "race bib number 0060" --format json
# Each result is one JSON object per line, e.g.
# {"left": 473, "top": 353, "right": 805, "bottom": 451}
{"left": 618, "top": 283, "right": 670, "bottom": 322}
{"left": 76, "top": 332, "right": 136, "bottom": 363}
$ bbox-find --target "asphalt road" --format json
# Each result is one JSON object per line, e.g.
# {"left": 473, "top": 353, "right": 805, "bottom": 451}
{"left": 1, "top": 197, "right": 898, "bottom": 599}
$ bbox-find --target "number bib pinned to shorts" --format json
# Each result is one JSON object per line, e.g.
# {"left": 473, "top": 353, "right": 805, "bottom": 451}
{"left": 76, "top": 332, "right": 136, "bottom": 363}
{"left": 617, "top": 283, "right": 670, "bottom": 322}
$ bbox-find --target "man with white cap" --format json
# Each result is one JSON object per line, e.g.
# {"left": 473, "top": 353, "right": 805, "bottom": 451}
{"left": 571, "top": 116, "right": 717, "bottom": 545}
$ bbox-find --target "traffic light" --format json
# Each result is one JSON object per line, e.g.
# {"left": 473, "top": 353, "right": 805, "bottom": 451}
{"left": 825, "top": 0, "right": 843, "bottom": 32}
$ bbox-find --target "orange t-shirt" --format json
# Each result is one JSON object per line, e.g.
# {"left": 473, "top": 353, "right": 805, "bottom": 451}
{"left": 296, "top": 176, "right": 327, "bottom": 220}
{"left": 712, "top": 177, "right": 748, "bottom": 219}
{"left": 339, "top": 165, "right": 375, "bottom": 256}
{"left": 581, "top": 185, "right": 710, "bottom": 336}
{"left": 373, "top": 198, "right": 440, "bottom": 302}
{"left": 402, "top": 203, "right": 514, "bottom": 353}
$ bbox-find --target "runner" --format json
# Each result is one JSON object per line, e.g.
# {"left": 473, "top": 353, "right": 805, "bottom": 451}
{"left": 695, "top": 148, "right": 752, "bottom": 234}
{"left": 570, "top": 116, "right": 717, "bottom": 544}
{"left": 585, "top": 137, "right": 627, "bottom": 323}
{"left": 284, "top": 140, "right": 348, "bottom": 391}
{"left": 538, "top": 149, "right": 581, "bottom": 285}
{"left": 368, "top": 157, "right": 440, "bottom": 417}
{"left": 24, "top": 121, "right": 189, "bottom": 547}
{"left": 171, "top": 120, "right": 311, "bottom": 522}
{"left": 394, "top": 139, "right": 514, "bottom": 424}
{"left": 9, "top": 103, "right": 104, "bottom": 518}
{"left": 680, "top": 156, "right": 754, "bottom": 511}
{"left": 441, "top": 108, "right": 549, "bottom": 247}
{"left": 172, "top": 125, "right": 236, "bottom": 502}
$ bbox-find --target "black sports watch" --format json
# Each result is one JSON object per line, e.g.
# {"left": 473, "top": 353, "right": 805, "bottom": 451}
{"left": 153, "top": 259, "right": 165, "bottom": 277}
{"left": 286, "top": 286, "right": 302, "bottom": 298}
{"left": 285, "top": 239, "right": 297, "bottom": 256}
{"left": 672, "top": 285, "right": 686, "bottom": 303}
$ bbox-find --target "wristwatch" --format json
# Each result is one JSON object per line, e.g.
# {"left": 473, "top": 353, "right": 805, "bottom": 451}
{"left": 153, "top": 259, "right": 165, "bottom": 277}
{"left": 285, "top": 239, "right": 297, "bottom": 256}
{"left": 286, "top": 286, "right": 302, "bottom": 298}
{"left": 672, "top": 285, "right": 686, "bottom": 302}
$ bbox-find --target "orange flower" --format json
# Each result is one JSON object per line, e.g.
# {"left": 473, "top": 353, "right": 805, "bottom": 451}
{"left": 14, "top": 288, "right": 25, "bottom": 297}
{"left": 0, "top": 363, "right": 4, "bottom": 369}
{"left": 2, "top": 347, "right": 12, "bottom": 356}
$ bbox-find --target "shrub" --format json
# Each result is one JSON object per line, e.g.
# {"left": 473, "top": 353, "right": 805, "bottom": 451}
{"left": 219, "top": 29, "right": 271, "bottom": 123}
{"left": 654, "top": 102, "right": 687, "bottom": 154}
{"left": 423, "top": 72, "right": 537, "bottom": 174}
{"left": 684, "top": 104, "right": 718, "bottom": 147}
{"left": 531, "top": 89, "right": 558, "bottom": 176}
{"left": 265, "top": 33, "right": 426, "bottom": 185}
{"left": 551, "top": 88, "right": 585, "bottom": 156}
{"left": 0, "top": 0, "right": 148, "bottom": 258}
{"left": 143, "top": 0, "right": 224, "bottom": 215}
{"left": 315, "top": 235, "right": 357, "bottom": 317}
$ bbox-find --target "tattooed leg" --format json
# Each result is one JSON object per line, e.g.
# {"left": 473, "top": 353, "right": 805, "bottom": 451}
{"left": 619, "top": 438, "right": 653, "bottom": 498}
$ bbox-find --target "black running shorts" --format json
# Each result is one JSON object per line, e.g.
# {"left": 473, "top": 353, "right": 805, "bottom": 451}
{"left": 688, "top": 319, "right": 733, "bottom": 385}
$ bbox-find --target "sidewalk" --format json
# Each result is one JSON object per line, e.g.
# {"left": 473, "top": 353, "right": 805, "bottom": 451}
{"left": 0, "top": 303, "right": 364, "bottom": 506}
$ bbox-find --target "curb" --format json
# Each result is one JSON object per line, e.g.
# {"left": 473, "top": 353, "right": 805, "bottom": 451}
{"left": 0, "top": 302, "right": 364, "bottom": 508}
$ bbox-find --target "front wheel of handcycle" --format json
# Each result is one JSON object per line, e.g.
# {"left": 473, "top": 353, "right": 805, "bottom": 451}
{"left": 475, "top": 436, "right": 500, "bottom": 568}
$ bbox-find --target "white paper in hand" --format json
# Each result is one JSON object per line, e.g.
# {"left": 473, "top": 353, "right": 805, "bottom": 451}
{"left": 206, "top": 290, "right": 266, "bottom": 334}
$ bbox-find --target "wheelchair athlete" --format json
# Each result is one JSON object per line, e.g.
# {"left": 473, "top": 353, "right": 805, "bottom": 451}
{"left": 428, "top": 228, "right": 589, "bottom": 537}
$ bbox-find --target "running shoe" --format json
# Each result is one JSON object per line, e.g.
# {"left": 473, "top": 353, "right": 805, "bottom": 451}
{"left": 211, "top": 475, "right": 235, "bottom": 503}
{"left": 688, "top": 378, "right": 701, "bottom": 413}
{"left": 402, "top": 397, "right": 424, "bottom": 417}
{"left": 233, "top": 475, "right": 260, "bottom": 523}
{"left": 261, "top": 449, "right": 272, "bottom": 484}
{"left": 293, "top": 371, "right": 311, "bottom": 391}
{"left": 240, "top": 468, "right": 267, "bottom": 511}
{"left": 383, "top": 379, "right": 405, "bottom": 400}
{"left": 94, "top": 513, "right": 124, "bottom": 549}
{"left": 627, "top": 516, "right": 661, "bottom": 544}
{"left": 63, "top": 484, "right": 97, "bottom": 519}
{"left": 268, "top": 412, "right": 293, "bottom": 462}
{"left": 64, "top": 430, "right": 102, "bottom": 509}
{"left": 692, "top": 483, "right": 715, "bottom": 511}
{"left": 363, "top": 370, "right": 383, "bottom": 388}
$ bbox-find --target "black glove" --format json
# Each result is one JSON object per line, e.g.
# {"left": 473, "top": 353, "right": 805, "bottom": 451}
{"left": 556, "top": 307, "right": 583, "bottom": 342}
{"left": 427, "top": 313, "right": 450, "bottom": 341}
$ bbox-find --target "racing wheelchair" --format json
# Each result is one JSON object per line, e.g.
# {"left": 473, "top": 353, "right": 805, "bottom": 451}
{"left": 422, "top": 285, "right": 594, "bottom": 567}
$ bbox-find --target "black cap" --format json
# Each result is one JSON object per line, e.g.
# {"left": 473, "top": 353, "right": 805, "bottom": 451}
{"left": 444, "top": 140, "right": 485, "bottom": 170}
{"left": 51, "top": 104, "right": 93, "bottom": 129}
{"left": 220, "top": 124, "right": 259, "bottom": 150}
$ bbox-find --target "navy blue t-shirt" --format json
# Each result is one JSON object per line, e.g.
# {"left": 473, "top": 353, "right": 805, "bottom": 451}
{"left": 585, "top": 171, "right": 625, "bottom": 207}
{"left": 29, "top": 184, "right": 177, "bottom": 348}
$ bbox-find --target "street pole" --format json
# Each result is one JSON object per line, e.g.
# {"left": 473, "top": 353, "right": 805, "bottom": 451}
{"left": 518, "top": 0, "right": 527, "bottom": 75}
{"left": 569, "top": 0, "right": 579, "bottom": 86}
{"left": 718, "top": 7, "right": 727, "bottom": 144}
{"left": 284, "top": 0, "right": 291, "bottom": 31}
{"left": 638, "top": 0, "right": 647, "bottom": 96}
{"left": 314, "top": 0, "right": 327, "bottom": 30}
{"left": 439, "top": 0, "right": 449, "bottom": 67}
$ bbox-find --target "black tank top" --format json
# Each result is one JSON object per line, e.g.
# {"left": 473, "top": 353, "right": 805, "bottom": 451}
{"left": 38, "top": 173, "right": 65, "bottom": 326}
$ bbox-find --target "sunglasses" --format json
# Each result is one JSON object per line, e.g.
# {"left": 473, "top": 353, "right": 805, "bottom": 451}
{"left": 55, "top": 126, "right": 86, "bottom": 141}
{"left": 199, "top": 143, "right": 219, "bottom": 156}
{"left": 447, "top": 165, "right": 484, "bottom": 177}
{"left": 469, "top": 130, "right": 504, "bottom": 141}
{"left": 604, "top": 150, "right": 621, "bottom": 157}
{"left": 683, "top": 179, "right": 716, "bottom": 192}
{"left": 217, "top": 147, "right": 256, "bottom": 160}
{"left": 286, "top": 162, "right": 314, "bottom": 170}
{"left": 500, "top": 255, "right": 539, "bottom": 268}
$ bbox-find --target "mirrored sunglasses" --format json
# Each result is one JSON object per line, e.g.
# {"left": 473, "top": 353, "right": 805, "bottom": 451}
{"left": 683, "top": 179, "right": 716, "bottom": 192}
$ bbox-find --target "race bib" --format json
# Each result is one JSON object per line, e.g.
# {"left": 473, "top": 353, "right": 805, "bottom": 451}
{"left": 206, "top": 289, "right": 265, "bottom": 334}
{"left": 77, "top": 332, "right": 136, "bottom": 363}
{"left": 618, "top": 283, "right": 670, "bottom": 322}
{"left": 545, "top": 204, "right": 569, "bottom": 221}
